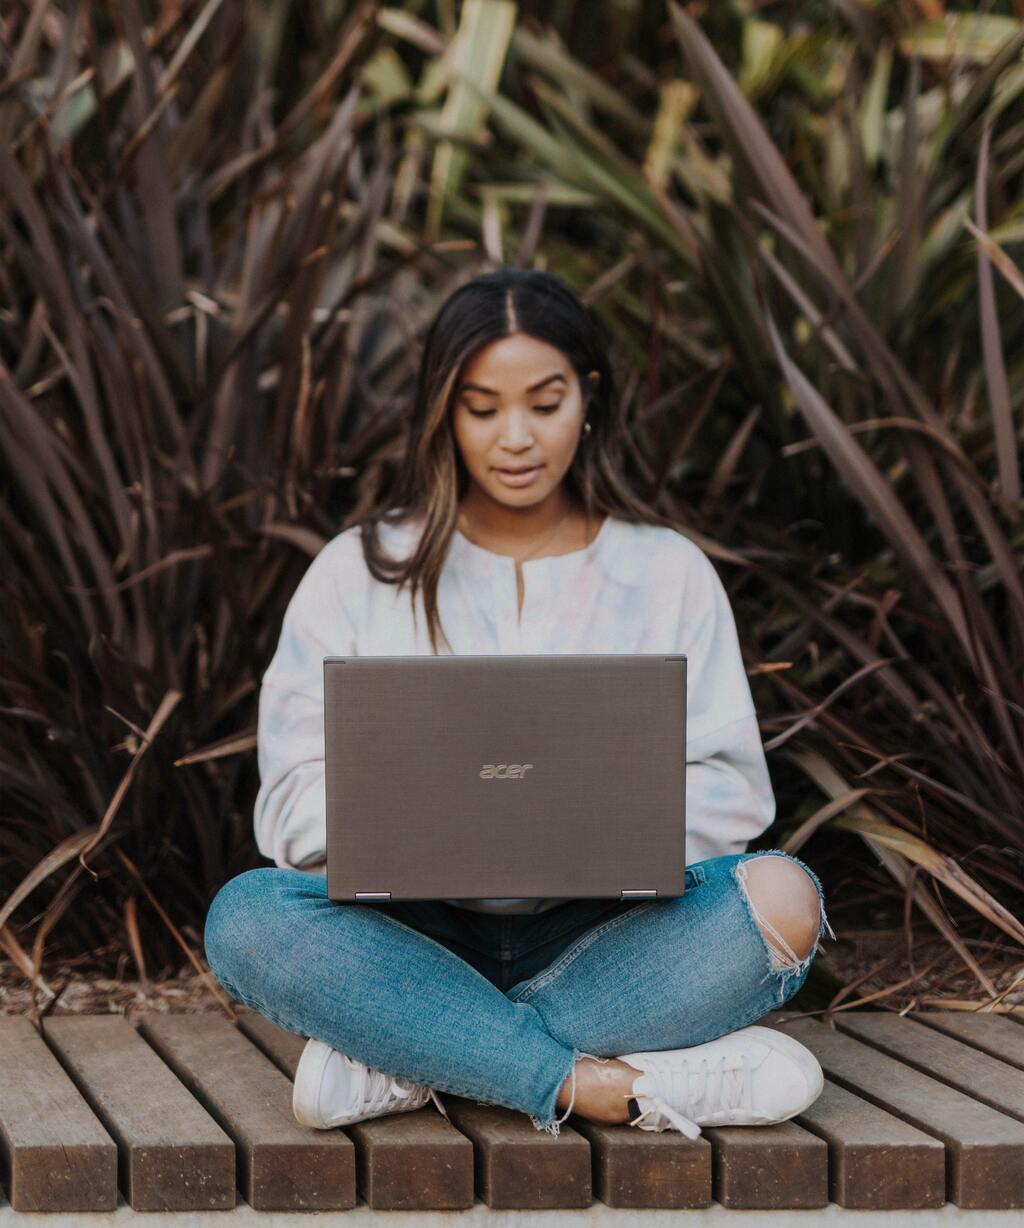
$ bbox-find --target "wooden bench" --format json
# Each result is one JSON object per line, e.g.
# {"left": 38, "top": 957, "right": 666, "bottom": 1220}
{"left": 1, "top": 1008, "right": 1021, "bottom": 1213}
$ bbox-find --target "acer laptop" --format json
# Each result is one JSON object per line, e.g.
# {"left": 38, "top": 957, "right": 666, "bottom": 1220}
{"left": 323, "top": 654, "right": 687, "bottom": 905}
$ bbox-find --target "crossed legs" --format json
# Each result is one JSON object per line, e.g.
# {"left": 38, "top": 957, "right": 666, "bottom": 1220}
{"left": 203, "top": 851, "right": 829, "bottom": 1134}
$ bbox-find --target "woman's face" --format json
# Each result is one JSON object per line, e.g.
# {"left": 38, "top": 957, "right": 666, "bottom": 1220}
{"left": 451, "top": 332, "right": 596, "bottom": 510}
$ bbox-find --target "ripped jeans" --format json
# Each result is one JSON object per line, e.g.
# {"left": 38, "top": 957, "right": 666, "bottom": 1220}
{"left": 203, "top": 850, "right": 832, "bottom": 1136}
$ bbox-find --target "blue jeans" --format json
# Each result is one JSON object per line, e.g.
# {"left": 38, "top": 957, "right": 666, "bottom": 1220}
{"left": 203, "top": 850, "right": 831, "bottom": 1135}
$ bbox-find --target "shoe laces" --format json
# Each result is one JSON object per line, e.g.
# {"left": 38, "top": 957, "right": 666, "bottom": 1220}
{"left": 349, "top": 1059, "right": 448, "bottom": 1119}
{"left": 629, "top": 1050, "right": 755, "bottom": 1139}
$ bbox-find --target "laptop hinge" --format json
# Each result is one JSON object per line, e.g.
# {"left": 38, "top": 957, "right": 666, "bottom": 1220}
{"left": 621, "top": 889, "right": 657, "bottom": 899}
{"left": 355, "top": 892, "right": 391, "bottom": 901}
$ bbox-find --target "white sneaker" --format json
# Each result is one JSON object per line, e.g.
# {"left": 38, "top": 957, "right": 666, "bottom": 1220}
{"left": 618, "top": 1025, "right": 823, "bottom": 1139}
{"left": 292, "top": 1037, "right": 449, "bottom": 1129}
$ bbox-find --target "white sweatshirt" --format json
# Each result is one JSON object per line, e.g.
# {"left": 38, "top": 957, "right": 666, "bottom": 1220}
{"left": 253, "top": 513, "right": 776, "bottom": 914}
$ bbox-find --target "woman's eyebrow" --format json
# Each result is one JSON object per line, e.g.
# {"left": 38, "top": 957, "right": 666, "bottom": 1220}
{"left": 458, "top": 372, "right": 568, "bottom": 396}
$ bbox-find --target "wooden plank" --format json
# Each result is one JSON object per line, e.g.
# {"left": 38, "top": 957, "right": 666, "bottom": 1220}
{"left": 791, "top": 1076, "right": 944, "bottom": 1209}
{"left": 570, "top": 1118, "right": 711, "bottom": 1209}
{"left": 136, "top": 1013, "right": 354, "bottom": 1211}
{"left": 0, "top": 1016, "right": 117, "bottom": 1212}
{"left": 768, "top": 1013, "right": 1024, "bottom": 1209}
{"left": 913, "top": 1010, "right": 1024, "bottom": 1071}
{"left": 704, "top": 1120, "right": 828, "bottom": 1209}
{"left": 43, "top": 1016, "right": 235, "bottom": 1211}
{"left": 230, "top": 1006, "right": 307, "bottom": 1075}
{"left": 347, "top": 1114, "right": 475, "bottom": 1212}
{"left": 837, "top": 1011, "right": 1024, "bottom": 1124}
{"left": 441, "top": 1094, "right": 591, "bottom": 1209}
{"left": 236, "top": 1008, "right": 473, "bottom": 1211}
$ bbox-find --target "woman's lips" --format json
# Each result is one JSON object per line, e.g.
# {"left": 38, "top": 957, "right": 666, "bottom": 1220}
{"left": 493, "top": 465, "right": 543, "bottom": 487}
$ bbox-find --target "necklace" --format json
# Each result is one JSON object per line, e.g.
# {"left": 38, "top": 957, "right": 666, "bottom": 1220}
{"left": 457, "top": 506, "right": 585, "bottom": 564}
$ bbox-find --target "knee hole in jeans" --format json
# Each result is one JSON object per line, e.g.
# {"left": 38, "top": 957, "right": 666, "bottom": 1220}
{"left": 734, "top": 853, "right": 825, "bottom": 973}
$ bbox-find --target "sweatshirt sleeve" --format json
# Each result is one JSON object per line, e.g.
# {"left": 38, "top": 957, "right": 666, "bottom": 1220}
{"left": 678, "top": 544, "right": 776, "bottom": 864}
{"left": 253, "top": 538, "right": 358, "bottom": 873}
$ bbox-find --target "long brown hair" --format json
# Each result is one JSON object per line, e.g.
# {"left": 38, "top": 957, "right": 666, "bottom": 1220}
{"left": 359, "top": 268, "right": 676, "bottom": 654}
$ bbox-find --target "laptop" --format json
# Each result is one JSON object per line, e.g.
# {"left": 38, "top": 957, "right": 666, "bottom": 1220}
{"left": 323, "top": 654, "right": 687, "bottom": 904}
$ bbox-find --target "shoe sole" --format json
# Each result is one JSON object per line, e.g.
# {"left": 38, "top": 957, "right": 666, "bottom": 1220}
{"left": 293, "top": 1038, "right": 335, "bottom": 1129}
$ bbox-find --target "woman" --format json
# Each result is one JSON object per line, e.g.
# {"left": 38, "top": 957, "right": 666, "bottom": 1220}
{"left": 204, "top": 268, "right": 833, "bottom": 1140}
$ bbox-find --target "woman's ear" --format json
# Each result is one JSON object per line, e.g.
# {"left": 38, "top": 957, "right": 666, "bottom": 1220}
{"left": 584, "top": 369, "right": 600, "bottom": 400}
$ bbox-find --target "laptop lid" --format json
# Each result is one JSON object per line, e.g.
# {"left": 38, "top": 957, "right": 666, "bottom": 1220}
{"left": 323, "top": 654, "right": 686, "bottom": 904}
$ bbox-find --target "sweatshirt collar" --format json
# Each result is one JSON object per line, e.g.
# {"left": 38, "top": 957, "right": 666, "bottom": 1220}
{"left": 382, "top": 511, "right": 645, "bottom": 586}
{"left": 452, "top": 511, "right": 613, "bottom": 567}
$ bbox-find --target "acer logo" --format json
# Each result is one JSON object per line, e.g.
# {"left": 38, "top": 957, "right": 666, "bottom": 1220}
{"left": 479, "top": 764, "right": 534, "bottom": 779}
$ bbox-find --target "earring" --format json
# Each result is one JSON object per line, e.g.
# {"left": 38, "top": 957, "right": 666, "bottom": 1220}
{"left": 583, "top": 420, "right": 592, "bottom": 435}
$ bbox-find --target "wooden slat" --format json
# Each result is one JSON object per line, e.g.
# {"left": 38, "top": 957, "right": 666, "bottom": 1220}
{"left": 346, "top": 1114, "right": 475, "bottom": 1212}
{"left": 704, "top": 1120, "right": 828, "bottom": 1209}
{"left": 136, "top": 1014, "right": 354, "bottom": 1211}
{"left": 43, "top": 1016, "right": 235, "bottom": 1211}
{"left": 236, "top": 1008, "right": 473, "bottom": 1211}
{"left": 0, "top": 1016, "right": 117, "bottom": 1212}
{"left": 769, "top": 1014, "right": 1024, "bottom": 1209}
{"left": 790, "top": 1076, "right": 944, "bottom": 1209}
{"left": 913, "top": 1010, "right": 1024, "bottom": 1071}
{"left": 570, "top": 1118, "right": 711, "bottom": 1209}
{"left": 837, "top": 1012, "right": 1024, "bottom": 1124}
{"left": 231, "top": 1006, "right": 307, "bottom": 1077}
{"left": 441, "top": 1095, "right": 591, "bottom": 1209}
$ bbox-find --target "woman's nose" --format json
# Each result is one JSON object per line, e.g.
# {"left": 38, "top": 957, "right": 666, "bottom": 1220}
{"left": 499, "top": 415, "right": 533, "bottom": 447}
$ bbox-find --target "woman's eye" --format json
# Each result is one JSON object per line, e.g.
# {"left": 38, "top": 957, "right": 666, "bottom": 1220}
{"left": 467, "top": 403, "right": 561, "bottom": 418}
